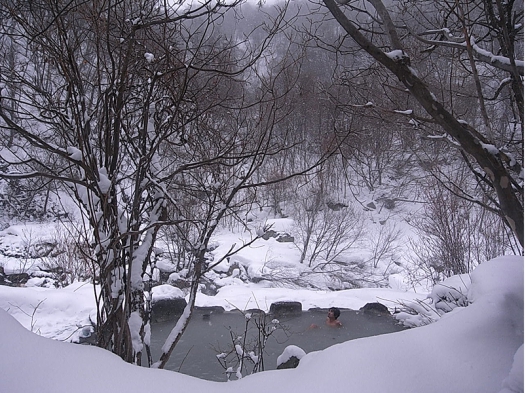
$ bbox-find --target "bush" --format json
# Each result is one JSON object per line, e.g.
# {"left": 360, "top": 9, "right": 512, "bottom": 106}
{"left": 395, "top": 273, "right": 471, "bottom": 328}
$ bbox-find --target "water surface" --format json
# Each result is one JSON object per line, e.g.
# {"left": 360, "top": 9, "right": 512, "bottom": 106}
{"left": 149, "top": 308, "right": 406, "bottom": 381}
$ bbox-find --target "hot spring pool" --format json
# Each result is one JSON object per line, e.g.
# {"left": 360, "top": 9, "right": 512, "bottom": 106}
{"left": 148, "top": 308, "right": 407, "bottom": 381}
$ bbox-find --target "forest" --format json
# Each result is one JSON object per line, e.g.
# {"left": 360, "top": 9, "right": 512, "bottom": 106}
{"left": 0, "top": 0, "right": 522, "bottom": 370}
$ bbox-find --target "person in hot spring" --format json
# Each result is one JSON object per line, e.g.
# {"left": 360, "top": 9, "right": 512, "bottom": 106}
{"left": 309, "top": 307, "right": 343, "bottom": 329}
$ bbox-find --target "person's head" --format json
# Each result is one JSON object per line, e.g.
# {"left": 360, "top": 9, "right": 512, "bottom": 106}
{"left": 328, "top": 307, "right": 341, "bottom": 320}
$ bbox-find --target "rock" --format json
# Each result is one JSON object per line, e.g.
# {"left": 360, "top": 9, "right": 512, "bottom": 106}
{"left": 245, "top": 308, "right": 265, "bottom": 316}
{"left": 78, "top": 326, "right": 97, "bottom": 345}
{"left": 383, "top": 198, "right": 396, "bottom": 210}
{"left": 226, "top": 261, "right": 246, "bottom": 277}
{"left": 30, "top": 242, "right": 57, "bottom": 258}
{"left": 0, "top": 266, "right": 5, "bottom": 286}
{"left": 262, "top": 230, "right": 278, "bottom": 240}
{"left": 7, "top": 273, "right": 30, "bottom": 286}
{"left": 360, "top": 302, "right": 390, "bottom": 316}
{"left": 206, "top": 241, "right": 220, "bottom": 252}
{"left": 159, "top": 270, "right": 173, "bottom": 283}
{"left": 277, "top": 356, "right": 301, "bottom": 370}
{"left": 269, "top": 301, "right": 302, "bottom": 316}
{"left": 199, "top": 279, "right": 218, "bottom": 296}
{"left": 326, "top": 201, "right": 348, "bottom": 211}
{"left": 277, "top": 345, "right": 306, "bottom": 369}
{"left": 151, "top": 297, "right": 188, "bottom": 323}
{"left": 262, "top": 230, "right": 294, "bottom": 243}
{"left": 276, "top": 234, "right": 294, "bottom": 243}
{"left": 366, "top": 201, "right": 377, "bottom": 210}
{"left": 167, "top": 277, "right": 191, "bottom": 290}
{"left": 195, "top": 306, "right": 225, "bottom": 314}
{"left": 38, "top": 266, "right": 64, "bottom": 275}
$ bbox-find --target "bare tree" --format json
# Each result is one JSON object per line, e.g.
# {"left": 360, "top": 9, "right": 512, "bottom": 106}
{"left": 409, "top": 173, "right": 518, "bottom": 282}
{"left": 321, "top": 0, "right": 523, "bottom": 247}
{"left": 0, "top": 0, "right": 321, "bottom": 368}
{"left": 291, "top": 183, "right": 364, "bottom": 267}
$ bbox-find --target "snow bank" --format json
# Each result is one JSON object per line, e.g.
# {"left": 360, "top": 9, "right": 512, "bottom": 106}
{"left": 499, "top": 344, "right": 524, "bottom": 393}
{"left": 468, "top": 255, "right": 523, "bottom": 303}
{"left": 0, "top": 281, "right": 96, "bottom": 341}
{"left": 194, "top": 284, "right": 426, "bottom": 312}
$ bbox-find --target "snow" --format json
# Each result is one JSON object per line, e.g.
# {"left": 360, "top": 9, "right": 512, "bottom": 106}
{"left": 66, "top": 146, "right": 82, "bottom": 161}
{"left": 386, "top": 50, "right": 408, "bottom": 61}
{"left": 194, "top": 284, "right": 425, "bottom": 312}
{"left": 152, "top": 284, "right": 184, "bottom": 300}
{"left": 235, "top": 343, "right": 259, "bottom": 365}
{"left": 0, "top": 147, "right": 21, "bottom": 163}
{"left": 394, "top": 273, "right": 473, "bottom": 327}
{"left": 144, "top": 52, "right": 155, "bottom": 63}
{"left": 394, "top": 109, "right": 413, "bottom": 115}
{"left": 0, "top": 281, "right": 96, "bottom": 341}
{"left": 97, "top": 167, "right": 111, "bottom": 194}
{"left": 128, "top": 311, "right": 143, "bottom": 354}
{"left": 110, "top": 266, "right": 124, "bottom": 298}
{"left": 481, "top": 142, "right": 500, "bottom": 156}
{"left": 264, "top": 218, "right": 294, "bottom": 232}
{"left": 429, "top": 273, "right": 470, "bottom": 312}
{"left": 0, "top": 256, "right": 522, "bottom": 392}
{"left": 500, "top": 345, "right": 524, "bottom": 393}
{"left": 472, "top": 41, "right": 524, "bottom": 68}
{"left": 468, "top": 255, "right": 524, "bottom": 302}
{"left": 0, "top": 207, "right": 522, "bottom": 391}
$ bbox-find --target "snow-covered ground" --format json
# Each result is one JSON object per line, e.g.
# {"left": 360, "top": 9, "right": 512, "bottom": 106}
{"left": 0, "top": 255, "right": 522, "bottom": 393}
{"left": 0, "top": 213, "right": 425, "bottom": 343}
{"left": 0, "top": 275, "right": 426, "bottom": 342}
{"left": 0, "top": 199, "right": 523, "bottom": 392}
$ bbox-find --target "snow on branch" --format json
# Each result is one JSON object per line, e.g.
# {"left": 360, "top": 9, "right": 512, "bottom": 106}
{"left": 393, "top": 109, "right": 413, "bottom": 115}
{"left": 425, "top": 133, "right": 461, "bottom": 148}
{"left": 385, "top": 50, "right": 409, "bottom": 63}
{"left": 480, "top": 142, "right": 500, "bottom": 156}
{"left": 412, "top": 32, "right": 524, "bottom": 75}
{"left": 66, "top": 147, "right": 82, "bottom": 161}
{"left": 470, "top": 39, "right": 524, "bottom": 75}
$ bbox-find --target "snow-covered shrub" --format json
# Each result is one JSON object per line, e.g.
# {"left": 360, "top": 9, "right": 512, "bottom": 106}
{"left": 428, "top": 274, "right": 471, "bottom": 312}
{"left": 393, "top": 298, "right": 443, "bottom": 327}
{"left": 395, "top": 273, "right": 471, "bottom": 328}
{"left": 215, "top": 311, "right": 286, "bottom": 380}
